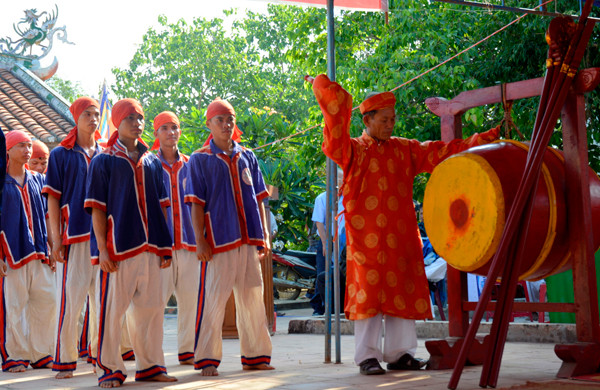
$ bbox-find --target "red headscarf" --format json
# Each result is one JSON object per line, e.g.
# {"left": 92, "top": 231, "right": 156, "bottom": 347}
{"left": 107, "top": 98, "right": 148, "bottom": 148}
{"left": 151, "top": 111, "right": 180, "bottom": 151}
{"left": 358, "top": 92, "right": 396, "bottom": 115}
{"left": 5, "top": 130, "right": 32, "bottom": 169}
{"left": 202, "top": 98, "right": 243, "bottom": 147}
{"left": 60, "top": 97, "right": 101, "bottom": 148}
{"left": 31, "top": 139, "right": 49, "bottom": 160}
{"left": 6, "top": 130, "right": 32, "bottom": 151}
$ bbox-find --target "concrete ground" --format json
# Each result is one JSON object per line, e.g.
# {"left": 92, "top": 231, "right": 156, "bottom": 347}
{"left": 0, "top": 307, "right": 598, "bottom": 389}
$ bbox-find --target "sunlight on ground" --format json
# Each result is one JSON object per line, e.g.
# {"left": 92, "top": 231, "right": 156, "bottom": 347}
{"left": 0, "top": 373, "right": 50, "bottom": 386}
{"left": 376, "top": 374, "right": 432, "bottom": 387}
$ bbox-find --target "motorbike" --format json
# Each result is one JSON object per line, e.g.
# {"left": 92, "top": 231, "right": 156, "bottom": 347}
{"left": 272, "top": 250, "right": 317, "bottom": 300}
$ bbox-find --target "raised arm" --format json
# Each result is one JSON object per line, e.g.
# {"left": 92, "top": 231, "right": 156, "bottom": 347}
{"left": 312, "top": 74, "right": 354, "bottom": 171}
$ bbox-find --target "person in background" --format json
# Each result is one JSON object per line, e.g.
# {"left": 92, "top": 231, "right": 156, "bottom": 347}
{"left": 310, "top": 169, "right": 344, "bottom": 315}
{"left": 29, "top": 139, "right": 49, "bottom": 174}
{"left": 0, "top": 130, "right": 56, "bottom": 373}
{"left": 152, "top": 111, "right": 199, "bottom": 365}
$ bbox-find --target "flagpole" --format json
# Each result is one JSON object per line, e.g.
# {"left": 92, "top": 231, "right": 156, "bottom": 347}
{"left": 324, "top": 0, "right": 341, "bottom": 365}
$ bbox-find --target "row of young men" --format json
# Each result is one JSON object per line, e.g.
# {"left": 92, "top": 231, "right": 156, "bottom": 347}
{"left": 0, "top": 96, "right": 274, "bottom": 388}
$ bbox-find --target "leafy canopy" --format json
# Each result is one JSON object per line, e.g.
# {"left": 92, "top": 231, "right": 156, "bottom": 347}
{"left": 109, "top": 1, "right": 600, "bottom": 249}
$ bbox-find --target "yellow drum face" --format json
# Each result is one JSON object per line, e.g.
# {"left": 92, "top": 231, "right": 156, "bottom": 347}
{"left": 424, "top": 153, "right": 505, "bottom": 273}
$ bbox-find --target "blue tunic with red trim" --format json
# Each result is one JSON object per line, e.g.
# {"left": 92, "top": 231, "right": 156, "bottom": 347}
{"left": 42, "top": 143, "right": 100, "bottom": 244}
{"left": 184, "top": 140, "right": 268, "bottom": 254}
{"left": 84, "top": 140, "right": 172, "bottom": 263}
{"left": 0, "top": 171, "right": 48, "bottom": 269}
{"left": 157, "top": 150, "right": 196, "bottom": 252}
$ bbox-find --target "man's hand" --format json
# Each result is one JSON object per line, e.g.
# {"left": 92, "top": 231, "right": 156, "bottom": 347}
{"left": 196, "top": 237, "right": 213, "bottom": 262}
{"left": 51, "top": 240, "right": 66, "bottom": 264}
{"left": 47, "top": 256, "right": 56, "bottom": 272}
{"left": 0, "top": 260, "right": 7, "bottom": 277}
{"left": 258, "top": 239, "right": 272, "bottom": 262}
{"left": 160, "top": 256, "right": 172, "bottom": 269}
{"left": 99, "top": 251, "right": 118, "bottom": 273}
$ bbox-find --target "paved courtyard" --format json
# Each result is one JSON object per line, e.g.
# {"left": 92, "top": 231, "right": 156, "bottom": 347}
{"left": 0, "top": 308, "right": 598, "bottom": 389}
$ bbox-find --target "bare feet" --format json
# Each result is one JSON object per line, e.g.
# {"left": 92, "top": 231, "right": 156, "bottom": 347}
{"left": 99, "top": 379, "right": 121, "bottom": 388}
{"left": 200, "top": 366, "right": 218, "bottom": 376}
{"left": 179, "top": 358, "right": 194, "bottom": 365}
{"left": 243, "top": 363, "right": 275, "bottom": 371}
{"left": 140, "top": 373, "right": 177, "bottom": 382}
{"left": 55, "top": 370, "right": 74, "bottom": 379}
{"left": 7, "top": 364, "right": 26, "bottom": 373}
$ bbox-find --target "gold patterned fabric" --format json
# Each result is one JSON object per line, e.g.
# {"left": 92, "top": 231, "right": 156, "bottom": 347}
{"left": 312, "top": 74, "right": 501, "bottom": 321}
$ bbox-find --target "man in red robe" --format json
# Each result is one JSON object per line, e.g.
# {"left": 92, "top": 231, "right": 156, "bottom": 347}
{"left": 312, "top": 74, "right": 501, "bottom": 375}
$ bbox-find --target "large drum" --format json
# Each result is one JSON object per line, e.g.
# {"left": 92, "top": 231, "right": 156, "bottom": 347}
{"left": 423, "top": 140, "right": 600, "bottom": 281}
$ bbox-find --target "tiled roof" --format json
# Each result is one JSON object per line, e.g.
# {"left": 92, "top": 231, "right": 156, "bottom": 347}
{"left": 0, "top": 68, "right": 73, "bottom": 146}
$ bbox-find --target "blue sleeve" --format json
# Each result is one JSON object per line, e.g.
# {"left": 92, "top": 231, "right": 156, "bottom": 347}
{"left": 184, "top": 154, "right": 207, "bottom": 206}
{"left": 43, "top": 147, "right": 64, "bottom": 199}
{"left": 84, "top": 155, "right": 109, "bottom": 214}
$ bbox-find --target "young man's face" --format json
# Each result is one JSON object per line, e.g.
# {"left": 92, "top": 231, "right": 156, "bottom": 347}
{"left": 155, "top": 122, "right": 181, "bottom": 149}
{"left": 29, "top": 157, "right": 48, "bottom": 174}
{"left": 8, "top": 141, "right": 33, "bottom": 167}
{"left": 77, "top": 106, "right": 100, "bottom": 137}
{"left": 206, "top": 114, "right": 235, "bottom": 146}
{"left": 118, "top": 113, "right": 145, "bottom": 143}
{"left": 364, "top": 107, "right": 396, "bottom": 141}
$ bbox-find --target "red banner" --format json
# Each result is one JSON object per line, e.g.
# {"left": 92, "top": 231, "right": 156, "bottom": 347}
{"left": 265, "top": 0, "right": 388, "bottom": 11}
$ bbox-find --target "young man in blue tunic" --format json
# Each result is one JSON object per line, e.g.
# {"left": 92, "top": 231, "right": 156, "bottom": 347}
{"left": 85, "top": 99, "right": 177, "bottom": 388}
{"left": 151, "top": 111, "right": 199, "bottom": 365}
{"left": 0, "top": 130, "right": 56, "bottom": 373}
{"left": 185, "top": 98, "right": 273, "bottom": 376}
{"left": 44, "top": 96, "right": 103, "bottom": 379}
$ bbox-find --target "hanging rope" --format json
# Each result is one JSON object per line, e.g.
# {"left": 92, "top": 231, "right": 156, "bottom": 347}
{"left": 252, "top": 0, "right": 556, "bottom": 152}
{"left": 499, "top": 83, "right": 525, "bottom": 140}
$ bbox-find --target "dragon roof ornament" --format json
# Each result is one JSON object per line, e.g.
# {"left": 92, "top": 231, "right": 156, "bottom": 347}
{"left": 0, "top": 5, "right": 74, "bottom": 80}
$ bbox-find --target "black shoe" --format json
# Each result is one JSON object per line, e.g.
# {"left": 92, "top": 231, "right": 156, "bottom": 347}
{"left": 359, "top": 358, "right": 386, "bottom": 375}
{"left": 387, "top": 353, "right": 427, "bottom": 370}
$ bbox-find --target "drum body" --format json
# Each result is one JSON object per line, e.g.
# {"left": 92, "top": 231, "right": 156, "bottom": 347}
{"left": 423, "top": 140, "right": 600, "bottom": 281}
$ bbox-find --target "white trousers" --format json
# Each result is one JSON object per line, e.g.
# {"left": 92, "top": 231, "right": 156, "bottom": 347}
{"left": 0, "top": 260, "right": 56, "bottom": 371}
{"left": 95, "top": 253, "right": 167, "bottom": 385}
{"left": 161, "top": 249, "right": 199, "bottom": 362}
{"left": 354, "top": 314, "right": 417, "bottom": 365}
{"left": 53, "top": 241, "right": 98, "bottom": 371}
{"left": 194, "top": 245, "right": 272, "bottom": 370}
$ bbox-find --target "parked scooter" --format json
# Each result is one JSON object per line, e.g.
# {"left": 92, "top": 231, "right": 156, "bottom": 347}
{"left": 272, "top": 250, "right": 317, "bottom": 300}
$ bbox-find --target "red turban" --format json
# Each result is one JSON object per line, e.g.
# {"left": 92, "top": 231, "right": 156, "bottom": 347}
{"left": 60, "top": 97, "right": 101, "bottom": 148}
{"left": 107, "top": 98, "right": 146, "bottom": 148}
{"left": 31, "top": 139, "right": 49, "bottom": 160}
{"left": 151, "top": 111, "right": 180, "bottom": 151}
{"left": 202, "top": 98, "right": 243, "bottom": 147}
{"left": 6, "top": 130, "right": 32, "bottom": 151}
{"left": 358, "top": 92, "right": 396, "bottom": 115}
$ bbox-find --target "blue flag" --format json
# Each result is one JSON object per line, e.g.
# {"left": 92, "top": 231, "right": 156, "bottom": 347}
{"left": 98, "top": 82, "right": 116, "bottom": 141}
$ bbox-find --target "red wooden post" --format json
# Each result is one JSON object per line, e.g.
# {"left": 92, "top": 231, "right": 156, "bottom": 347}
{"left": 553, "top": 72, "right": 600, "bottom": 377}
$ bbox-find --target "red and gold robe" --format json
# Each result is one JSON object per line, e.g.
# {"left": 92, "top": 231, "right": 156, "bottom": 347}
{"left": 313, "top": 74, "right": 501, "bottom": 321}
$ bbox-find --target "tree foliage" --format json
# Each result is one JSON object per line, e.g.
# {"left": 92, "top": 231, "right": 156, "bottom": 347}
{"left": 111, "top": 1, "right": 600, "bottom": 249}
{"left": 46, "top": 77, "right": 85, "bottom": 104}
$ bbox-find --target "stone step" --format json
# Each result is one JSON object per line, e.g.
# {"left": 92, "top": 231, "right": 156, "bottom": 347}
{"left": 288, "top": 317, "right": 577, "bottom": 344}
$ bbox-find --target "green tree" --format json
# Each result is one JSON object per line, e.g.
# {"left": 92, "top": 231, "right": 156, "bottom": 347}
{"left": 46, "top": 76, "right": 85, "bottom": 103}
{"left": 111, "top": 2, "right": 600, "bottom": 248}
